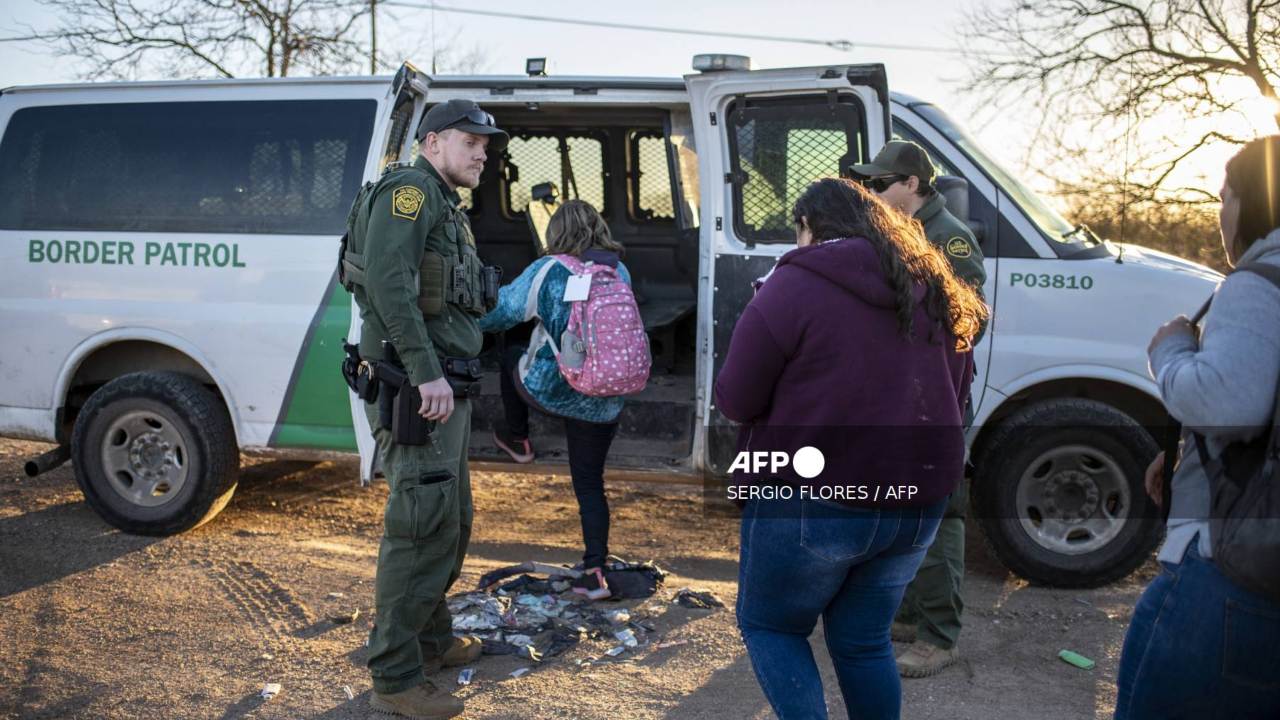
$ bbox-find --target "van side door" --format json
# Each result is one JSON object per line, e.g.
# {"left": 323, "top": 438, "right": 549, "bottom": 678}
{"left": 348, "top": 62, "right": 430, "bottom": 484}
{"left": 684, "top": 64, "right": 891, "bottom": 474}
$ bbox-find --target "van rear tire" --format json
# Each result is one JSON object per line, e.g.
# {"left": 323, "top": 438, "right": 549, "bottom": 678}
{"left": 71, "top": 371, "right": 239, "bottom": 535}
{"left": 972, "top": 399, "right": 1162, "bottom": 588}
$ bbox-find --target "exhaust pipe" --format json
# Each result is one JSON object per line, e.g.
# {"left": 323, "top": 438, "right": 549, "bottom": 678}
{"left": 25, "top": 445, "right": 71, "bottom": 477}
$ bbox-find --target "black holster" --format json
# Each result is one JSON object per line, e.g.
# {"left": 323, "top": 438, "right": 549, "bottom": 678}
{"left": 376, "top": 343, "right": 435, "bottom": 445}
{"left": 341, "top": 341, "right": 380, "bottom": 403}
{"left": 390, "top": 378, "right": 435, "bottom": 446}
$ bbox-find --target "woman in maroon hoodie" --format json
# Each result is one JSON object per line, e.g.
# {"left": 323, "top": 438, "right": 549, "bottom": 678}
{"left": 715, "top": 178, "right": 985, "bottom": 720}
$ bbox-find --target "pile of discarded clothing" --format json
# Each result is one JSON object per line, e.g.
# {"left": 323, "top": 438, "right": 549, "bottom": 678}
{"left": 449, "top": 557, "right": 671, "bottom": 665}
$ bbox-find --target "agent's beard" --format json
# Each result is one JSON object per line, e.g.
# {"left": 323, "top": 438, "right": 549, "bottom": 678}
{"left": 443, "top": 160, "right": 481, "bottom": 191}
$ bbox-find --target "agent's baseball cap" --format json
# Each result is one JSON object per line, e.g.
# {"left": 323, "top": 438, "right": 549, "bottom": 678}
{"left": 416, "top": 99, "right": 509, "bottom": 150}
{"left": 848, "top": 141, "right": 935, "bottom": 186}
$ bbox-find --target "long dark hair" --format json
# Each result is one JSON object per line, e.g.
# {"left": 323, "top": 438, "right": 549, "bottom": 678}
{"left": 545, "top": 199, "right": 624, "bottom": 257}
{"left": 1225, "top": 135, "right": 1280, "bottom": 260}
{"left": 792, "top": 177, "right": 987, "bottom": 350}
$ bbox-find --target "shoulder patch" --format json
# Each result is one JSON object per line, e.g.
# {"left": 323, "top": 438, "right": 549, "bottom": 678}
{"left": 391, "top": 185, "right": 425, "bottom": 220}
{"left": 946, "top": 237, "right": 972, "bottom": 259}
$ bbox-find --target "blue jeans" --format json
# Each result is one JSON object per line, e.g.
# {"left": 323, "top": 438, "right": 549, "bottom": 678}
{"left": 737, "top": 495, "right": 946, "bottom": 720}
{"left": 1115, "top": 539, "right": 1280, "bottom": 719}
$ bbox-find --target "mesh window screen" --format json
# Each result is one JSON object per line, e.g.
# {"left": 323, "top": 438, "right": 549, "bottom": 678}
{"left": 629, "top": 132, "right": 675, "bottom": 221}
{"left": 0, "top": 100, "right": 375, "bottom": 234}
{"left": 503, "top": 133, "right": 606, "bottom": 216}
{"left": 381, "top": 95, "right": 414, "bottom": 170}
{"left": 728, "top": 95, "right": 865, "bottom": 243}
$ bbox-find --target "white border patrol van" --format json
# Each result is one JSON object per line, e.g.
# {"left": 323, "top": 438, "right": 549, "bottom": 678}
{"left": 0, "top": 58, "right": 1220, "bottom": 587}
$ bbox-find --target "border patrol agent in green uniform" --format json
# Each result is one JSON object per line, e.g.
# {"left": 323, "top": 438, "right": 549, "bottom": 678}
{"left": 852, "top": 140, "right": 987, "bottom": 678}
{"left": 340, "top": 99, "right": 507, "bottom": 719}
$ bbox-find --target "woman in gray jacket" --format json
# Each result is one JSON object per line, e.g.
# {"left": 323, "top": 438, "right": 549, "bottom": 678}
{"left": 1115, "top": 136, "right": 1280, "bottom": 719}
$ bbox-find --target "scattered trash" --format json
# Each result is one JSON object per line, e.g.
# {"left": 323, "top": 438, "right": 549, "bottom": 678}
{"left": 614, "top": 629, "right": 639, "bottom": 648}
{"left": 509, "top": 667, "right": 531, "bottom": 679}
{"left": 1058, "top": 649, "right": 1096, "bottom": 670}
{"left": 602, "top": 559, "right": 669, "bottom": 599}
{"left": 498, "top": 574, "right": 577, "bottom": 595}
{"left": 457, "top": 668, "right": 474, "bottom": 686}
{"left": 1074, "top": 597, "right": 1094, "bottom": 608}
{"left": 328, "top": 592, "right": 346, "bottom": 599}
{"left": 260, "top": 653, "right": 274, "bottom": 661}
{"left": 330, "top": 609, "right": 360, "bottom": 625}
{"left": 674, "top": 588, "right": 725, "bottom": 610}
{"left": 542, "top": 627, "right": 584, "bottom": 658}
{"left": 447, "top": 556, "right": 675, "bottom": 673}
{"left": 656, "top": 639, "right": 689, "bottom": 650}
{"left": 260, "top": 683, "right": 282, "bottom": 700}
{"left": 519, "top": 644, "right": 543, "bottom": 662}
{"left": 481, "top": 638, "right": 521, "bottom": 656}
{"left": 342, "top": 685, "right": 355, "bottom": 700}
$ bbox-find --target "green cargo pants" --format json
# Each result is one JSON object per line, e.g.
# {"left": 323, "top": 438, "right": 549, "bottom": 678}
{"left": 363, "top": 399, "right": 473, "bottom": 695}
{"left": 896, "top": 484, "right": 966, "bottom": 650}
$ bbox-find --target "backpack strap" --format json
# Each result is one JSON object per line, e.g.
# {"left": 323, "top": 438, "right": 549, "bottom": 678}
{"left": 553, "top": 253, "right": 585, "bottom": 274}
{"left": 1191, "top": 261, "right": 1280, "bottom": 487}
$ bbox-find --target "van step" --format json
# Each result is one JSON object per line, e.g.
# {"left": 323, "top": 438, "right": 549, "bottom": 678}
{"left": 466, "top": 370, "right": 696, "bottom": 464}
{"left": 469, "top": 436, "right": 692, "bottom": 471}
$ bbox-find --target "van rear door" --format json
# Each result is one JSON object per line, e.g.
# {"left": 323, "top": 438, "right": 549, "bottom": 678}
{"left": 684, "top": 63, "right": 891, "bottom": 474}
{"left": 350, "top": 62, "right": 430, "bottom": 484}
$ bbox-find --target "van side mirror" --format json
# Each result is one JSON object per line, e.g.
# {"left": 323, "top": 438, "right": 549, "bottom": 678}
{"left": 527, "top": 182, "right": 561, "bottom": 256}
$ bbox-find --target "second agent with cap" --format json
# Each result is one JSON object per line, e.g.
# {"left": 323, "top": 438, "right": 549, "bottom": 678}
{"left": 343, "top": 98, "right": 506, "bottom": 720}
{"left": 851, "top": 140, "right": 987, "bottom": 678}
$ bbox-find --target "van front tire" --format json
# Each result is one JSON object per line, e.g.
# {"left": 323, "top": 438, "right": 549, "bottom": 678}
{"left": 71, "top": 371, "right": 239, "bottom": 535}
{"left": 972, "top": 399, "right": 1162, "bottom": 588}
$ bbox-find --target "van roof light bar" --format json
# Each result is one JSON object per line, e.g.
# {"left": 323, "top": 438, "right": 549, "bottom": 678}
{"left": 692, "top": 54, "right": 752, "bottom": 72}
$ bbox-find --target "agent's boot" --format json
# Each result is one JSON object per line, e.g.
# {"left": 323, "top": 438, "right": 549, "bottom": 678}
{"left": 897, "top": 640, "right": 960, "bottom": 678}
{"left": 369, "top": 680, "right": 463, "bottom": 719}
{"left": 423, "top": 635, "right": 483, "bottom": 675}
{"left": 442, "top": 635, "right": 483, "bottom": 666}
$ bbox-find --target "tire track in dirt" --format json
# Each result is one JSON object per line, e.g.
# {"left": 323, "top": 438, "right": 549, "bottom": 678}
{"left": 196, "top": 559, "right": 315, "bottom": 656}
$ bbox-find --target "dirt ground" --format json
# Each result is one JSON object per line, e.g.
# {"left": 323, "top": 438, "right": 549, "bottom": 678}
{"left": 0, "top": 438, "right": 1156, "bottom": 720}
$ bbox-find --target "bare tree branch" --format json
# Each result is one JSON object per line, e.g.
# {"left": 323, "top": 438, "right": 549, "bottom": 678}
{"left": 963, "top": 0, "right": 1280, "bottom": 211}
{"left": 34, "top": 0, "right": 375, "bottom": 79}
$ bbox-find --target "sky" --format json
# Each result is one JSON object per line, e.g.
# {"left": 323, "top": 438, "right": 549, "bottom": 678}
{"left": 0, "top": 0, "right": 1250, "bottom": 199}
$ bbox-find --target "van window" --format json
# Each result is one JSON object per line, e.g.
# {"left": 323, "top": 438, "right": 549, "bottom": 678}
{"left": 912, "top": 103, "right": 1078, "bottom": 244}
{"left": 667, "top": 110, "right": 701, "bottom": 230}
{"left": 727, "top": 94, "right": 865, "bottom": 244}
{"left": 0, "top": 100, "right": 376, "bottom": 235}
{"left": 382, "top": 94, "right": 415, "bottom": 170}
{"left": 627, "top": 131, "right": 675, "bottom": 222}
{"left": 502, "top": 132, "right": 606, "bottom": 217}
{"left": 891, "top": 120, "right": 961, "bottom": 179}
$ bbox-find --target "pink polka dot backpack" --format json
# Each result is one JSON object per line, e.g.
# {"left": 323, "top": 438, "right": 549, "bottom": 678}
{"left": 550, "top": 254, "right": 651, "bottom": 397}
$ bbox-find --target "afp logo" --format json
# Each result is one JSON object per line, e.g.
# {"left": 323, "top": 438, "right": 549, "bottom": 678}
{"left": 728, "top": 446, "right": 825, "bottom": 479}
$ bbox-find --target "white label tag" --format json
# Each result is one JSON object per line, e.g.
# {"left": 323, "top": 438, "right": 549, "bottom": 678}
{"left": 563, "top": 273, "right": 591, "bottom": 302}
